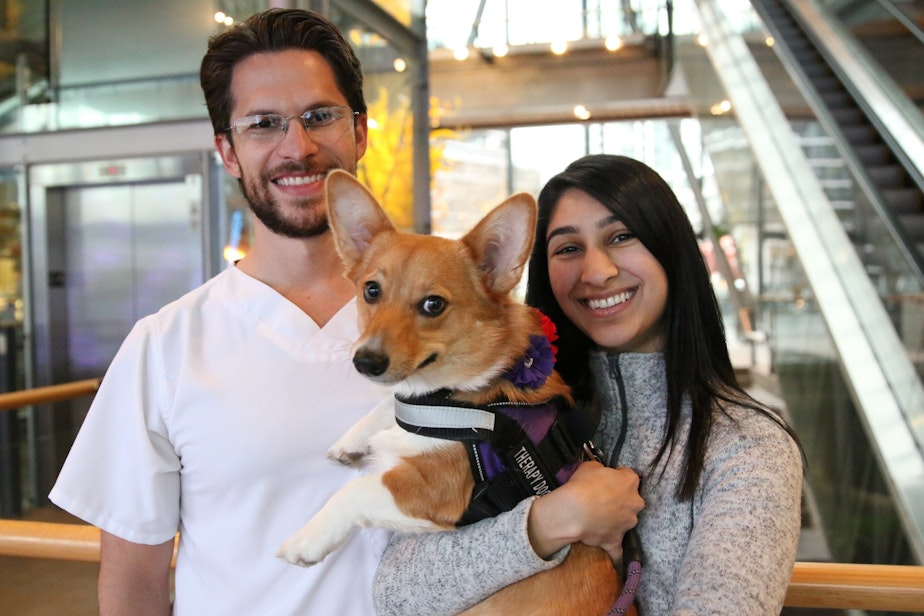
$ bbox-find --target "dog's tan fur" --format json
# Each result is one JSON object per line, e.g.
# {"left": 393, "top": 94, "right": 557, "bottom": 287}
{"left": 278, "top": 170, "right": 629, "bottom": 616}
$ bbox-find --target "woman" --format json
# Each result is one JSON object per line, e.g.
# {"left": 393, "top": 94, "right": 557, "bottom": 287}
{"left": 373, "top": 154, "right": 803, "bottom": 615}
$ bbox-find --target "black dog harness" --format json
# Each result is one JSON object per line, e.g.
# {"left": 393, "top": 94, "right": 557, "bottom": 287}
{"left": 394, "top": 389, "right": 643, "bottom": 615}
{"left": 394, "top": 390, "right": 596, "bottom": 525}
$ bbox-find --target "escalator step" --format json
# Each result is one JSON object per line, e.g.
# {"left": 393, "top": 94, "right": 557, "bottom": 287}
{"left": 842, "top": 124, "right": 878, "bottom": 144}
{"left": 899, "top": 213, "right": 924, "bottom": 241}
{"left": 887, "top": 189, "right": 924, "bottom": 215}
{"left": 822, "top": 90, "right": 852, "bottom": 107}
{"left": 831, "top": 107, "right": 864, "bottom": 124}
{"left": 813, "top": 75, "right": 839, "bottom": 92}
{"left": 855, "top": 144, "right": 891, "bottom": 166}
{"left": 867, "top": 166, "right": 907, "bottom": 190}
{"left": 803, "top": 63, "right": 830, "bottom": 79}
{"left": 829, "top": 199, "right": 855, "bottom": 212}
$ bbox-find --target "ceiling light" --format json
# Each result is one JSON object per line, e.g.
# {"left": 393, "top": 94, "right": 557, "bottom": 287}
{"left": 550, "top": 40, "right": 568, "bottom": 55}
{"left": 710, "top": 100, "right": 732, "bottom": 115}
{"left": 573, "top": 105, "right": 591, "bottom": 120}
{"left": 604, "top": 36, "right": 623, "bottom": 51}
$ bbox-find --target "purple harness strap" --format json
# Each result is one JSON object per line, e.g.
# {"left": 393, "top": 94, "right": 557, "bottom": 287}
{"left": 608, "top": 559, "right": 641, "bottom": 615}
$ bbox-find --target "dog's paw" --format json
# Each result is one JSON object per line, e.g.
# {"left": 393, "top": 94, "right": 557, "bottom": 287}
{"left": 276, "top": 530, "right": 332, "bottom": 568}
{"left": 276, "top": 544, "right": 319, "bottom": 568}
{"left": 327, "top": 439, "right": 369, "bottom": 466}
{"left": 277, "top": 508, "right": 356, "bottom": 568}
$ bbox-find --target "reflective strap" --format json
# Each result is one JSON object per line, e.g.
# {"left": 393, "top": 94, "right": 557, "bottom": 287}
{"left": 394, "top": 397, "right": 497, "bottom": 432}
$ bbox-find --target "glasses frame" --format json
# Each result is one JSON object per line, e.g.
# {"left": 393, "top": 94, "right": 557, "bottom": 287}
{"left": 225, "top": 106, "right": 360, "bottom": 141}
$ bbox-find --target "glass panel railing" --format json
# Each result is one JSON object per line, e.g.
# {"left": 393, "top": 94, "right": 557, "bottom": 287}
{"left": 747, "top": 0, "right": 924, "bottom": 397}
{"left": 680, "top": 0, "right": 924, "bottom": 566}
{"left": 2, "top": 75, "right": 206, "bottom": 135}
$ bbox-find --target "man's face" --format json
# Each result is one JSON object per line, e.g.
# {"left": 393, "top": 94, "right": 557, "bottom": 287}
{"left": 215, "top": 49, "right": 368, "bottom": 238}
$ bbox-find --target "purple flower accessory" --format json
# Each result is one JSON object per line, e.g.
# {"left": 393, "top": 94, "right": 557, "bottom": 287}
{"left": 505, "top": 333, "right": 556, "bottom": 389}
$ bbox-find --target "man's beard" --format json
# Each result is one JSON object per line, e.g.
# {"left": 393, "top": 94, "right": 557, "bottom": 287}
{"left": 239, "top": 171, "right": 331, "bottom": 239}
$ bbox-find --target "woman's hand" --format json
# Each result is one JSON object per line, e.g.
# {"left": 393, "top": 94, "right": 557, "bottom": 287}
{"left": 526, "top": 461, "right": 643, "bottom": 563}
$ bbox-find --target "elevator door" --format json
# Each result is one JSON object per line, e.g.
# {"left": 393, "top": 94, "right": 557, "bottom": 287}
{"left": 54, "top": 180, "right": 203, "bottom": 384}
{"left": 26, "top": 169, "right": 208, "bottom": 507}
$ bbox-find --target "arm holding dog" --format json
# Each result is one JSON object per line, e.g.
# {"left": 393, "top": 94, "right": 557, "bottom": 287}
{"left": 528, "top": 460, "right": 641, "bottom": 562}
{"left": 372, "top": 464, "right": 643, "bottom": 616}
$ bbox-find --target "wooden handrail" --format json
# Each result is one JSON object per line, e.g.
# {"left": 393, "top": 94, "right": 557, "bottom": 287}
{"left": 0, "top": 521, "right": 922, "bottom": 611}
{"left": 785, "top": 561, "right": 924, "bottom": 611}
{"left": 0, "top": 521, "right": 177, "bottom": 565}
{"left": 0, "top": 520, "right": 102, "bottom": 562}
{"left": 0, "top": 378, "right": 102, "bottom": 412}
{"left": 4, "top": 379, "right": 916, "bottom": 609}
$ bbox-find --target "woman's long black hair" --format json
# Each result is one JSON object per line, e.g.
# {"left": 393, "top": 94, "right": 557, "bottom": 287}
{"left": 526, "top": 154, "right": 801, "bottom": 500}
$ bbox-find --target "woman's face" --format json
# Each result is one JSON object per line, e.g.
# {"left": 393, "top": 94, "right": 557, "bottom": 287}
{"left": 546, "top": 188, "right": 668, "bottom": 353}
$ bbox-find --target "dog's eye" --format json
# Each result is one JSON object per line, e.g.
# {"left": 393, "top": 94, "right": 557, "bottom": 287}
{"left": 418, "top": 295, "right": 446, "bottom": 317}
{"left": 363, "top": 281, "right": 381, "bottom": 304}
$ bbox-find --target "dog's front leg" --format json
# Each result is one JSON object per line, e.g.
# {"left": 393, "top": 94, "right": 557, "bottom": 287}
{"left": 276, "top": 472, "right": 443, "bottom": 566}
{"left": 328, "top": 396, "right": 396, "bottom": 465}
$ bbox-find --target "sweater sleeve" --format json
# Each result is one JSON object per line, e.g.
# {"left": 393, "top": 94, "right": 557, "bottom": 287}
{"left": 670, "top": 412, "right": 803, "bottom": 615}
{"left": 372, "top": 497, "right": 569, "bottom": 615}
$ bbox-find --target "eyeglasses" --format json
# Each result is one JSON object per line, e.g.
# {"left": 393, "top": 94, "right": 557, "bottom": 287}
{"left": 226, "top": 106, "right": 359, "bottom": 143}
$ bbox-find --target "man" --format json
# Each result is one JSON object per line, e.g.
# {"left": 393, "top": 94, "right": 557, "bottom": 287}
{"left": 50, "top": 9, "right": 389, "bottom": 614}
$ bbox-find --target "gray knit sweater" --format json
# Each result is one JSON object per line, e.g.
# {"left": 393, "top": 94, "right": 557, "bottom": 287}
{"left": 372, "top": 352, "right": 803, "bottom": 615}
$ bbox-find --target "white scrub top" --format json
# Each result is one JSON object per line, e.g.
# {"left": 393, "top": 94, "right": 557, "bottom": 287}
{"left": 51, "top": 266, "right": 390, "bottom": 615}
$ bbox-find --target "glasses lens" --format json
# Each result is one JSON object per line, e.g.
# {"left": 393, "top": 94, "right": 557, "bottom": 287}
{"left": 301, "top": 107, "right": 345, "bottom": 129}
{"left": 232, "top": 114, "right": 285, "bottom": 140}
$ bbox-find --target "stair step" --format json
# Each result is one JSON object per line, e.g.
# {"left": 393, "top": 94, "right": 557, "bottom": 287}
{"left": 802, "top": 62, "right": 830, "bottom": 79}
{"left": 885, "top": 188, "right": 923, "bottom": 215}
{"left": 855, "top": 144, "right": 891, "bottom": 166}
{"left": 867, "top": 165, "right": 907, "bottom": 190}
{"left": 842, "top": 124, "right": 878, "bottom": 144}
{"left": 822, "top": 90, "right": 853, "bottom": 107}
{"left": 829, "top": 199, "right": 855, "bottom": 211}
{"left": 831, "top": 107, "right": 864, "bottom": 124}
{"left": 814, "top": 75, "right": 840, "bottom": 93}
{"left": 899, "top": 213, "right": 924, "bottom": 241}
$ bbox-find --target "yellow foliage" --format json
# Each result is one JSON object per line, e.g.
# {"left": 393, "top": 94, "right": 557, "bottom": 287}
{"left": 362, "top": 0, "right": 412, "bottom": 27}
{"left": 358, "top": 88, "right": 456, "bottom": 232}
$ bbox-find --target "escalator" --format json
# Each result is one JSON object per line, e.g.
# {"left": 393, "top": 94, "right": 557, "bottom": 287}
{"left": 750, "top": 0, "right": 924, "bottom": 285}
{"left": 685, "top": 0, "right": 924, "bottom": 572}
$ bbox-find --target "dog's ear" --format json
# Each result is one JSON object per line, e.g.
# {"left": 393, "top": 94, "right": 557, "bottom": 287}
{"left": 462, "top": 193, "right": 537, "bottom": 295}
{"left": 325, "top": 170, "right": 395, "bottom": 269}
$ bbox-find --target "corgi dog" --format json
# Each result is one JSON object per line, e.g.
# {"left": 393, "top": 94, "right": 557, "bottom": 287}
{"left": 278, "top": 170, "right": 631, "bottom": 616}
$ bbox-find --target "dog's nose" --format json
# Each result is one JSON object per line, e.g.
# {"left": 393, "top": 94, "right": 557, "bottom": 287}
{"left": 353, "top": 349, "right": 389, "bottom": 377}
